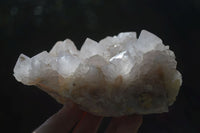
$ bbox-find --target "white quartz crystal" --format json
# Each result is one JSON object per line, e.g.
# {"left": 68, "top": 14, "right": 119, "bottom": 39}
{"left": 13, "top": 30, "right": 182, "bottom": 116}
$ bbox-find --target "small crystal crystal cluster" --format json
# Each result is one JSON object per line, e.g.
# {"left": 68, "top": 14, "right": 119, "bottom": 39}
{"left": 14, "top": 30, "right": 182, "bottom": 116}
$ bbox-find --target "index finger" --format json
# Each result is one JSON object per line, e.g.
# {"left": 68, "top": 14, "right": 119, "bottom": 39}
{"left": 33, "top": 101, "right": 83, "bottom": 133}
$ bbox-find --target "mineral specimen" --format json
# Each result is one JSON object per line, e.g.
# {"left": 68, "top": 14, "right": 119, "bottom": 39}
{"left": 13, "top": 30, "right": 182, "bottom": 116}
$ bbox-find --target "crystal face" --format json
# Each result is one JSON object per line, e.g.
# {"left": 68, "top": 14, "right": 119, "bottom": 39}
{"left": 13, "top": 30, "right": 182, "bottom": 116}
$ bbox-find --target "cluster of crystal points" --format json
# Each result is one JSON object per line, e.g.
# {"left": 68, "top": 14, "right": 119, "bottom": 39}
{"left": 14, "top": 30, "right": 182, "bottom": 116}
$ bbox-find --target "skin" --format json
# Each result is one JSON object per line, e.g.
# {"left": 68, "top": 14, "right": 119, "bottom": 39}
{"left": 33, "top": 101, "right": 142, "bottom": 133}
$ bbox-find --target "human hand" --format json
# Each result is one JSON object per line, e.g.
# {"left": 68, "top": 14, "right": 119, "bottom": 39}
{"left": 33, "top": 101, "right": 142, "bottom": 133}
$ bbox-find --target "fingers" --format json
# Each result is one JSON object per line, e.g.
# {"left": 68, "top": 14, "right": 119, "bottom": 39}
{"left": 33, "top": 100, "right": 142, "bottom": 133}
{"left": 73, "top": 112, "right": 103, "bottom": 133}
{"left": 105, "top": 114, "right": 143, "bottom": 133}
{"left": 33, "top": 101, "right": 83, "bottom": 133}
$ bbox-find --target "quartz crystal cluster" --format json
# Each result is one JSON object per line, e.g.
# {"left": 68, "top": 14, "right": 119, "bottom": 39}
{"left": 14, "top": 30, "right": 182, "bottom": 116}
